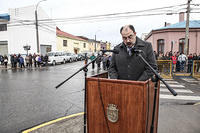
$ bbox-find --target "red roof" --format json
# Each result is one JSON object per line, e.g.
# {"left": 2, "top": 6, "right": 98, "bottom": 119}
{"left": 56, "top": 27, "right": 85, "bottom": 41}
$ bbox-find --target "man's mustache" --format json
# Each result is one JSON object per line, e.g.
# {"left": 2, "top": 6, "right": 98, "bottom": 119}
{"left": 127, "top": 42, "right": 133, "bottom": 45}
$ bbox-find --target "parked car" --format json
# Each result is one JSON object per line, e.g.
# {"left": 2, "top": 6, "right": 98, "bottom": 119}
{"left": 47, "top": 51, "right": 65, "bottom": 65}
{"left": 62, "top": 52, "right": 71, "bottom": 63}
{"left": 68, "top": 53, "right": 77, "bottom": 62}
{"left": 63, "top": 52, "right": 73, "bottom": 62}
{"left": 73, "top": 53, "right": 78, "bottom": 61}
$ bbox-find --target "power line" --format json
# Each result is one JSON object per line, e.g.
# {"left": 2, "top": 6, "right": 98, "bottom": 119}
{"left": 7, "top": 3, "right": 187, "bottom": 26}
{"left": 7, "top": 11, "right": 184, "bottom": 27}
{"left": 6, "top": 3, "right": 200, "bottom": 27}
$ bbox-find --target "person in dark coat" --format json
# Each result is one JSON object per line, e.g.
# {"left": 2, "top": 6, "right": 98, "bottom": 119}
{"left": 13, "top": 54, "right": 18, "bottom": 68}
{"left": 96, "top": 53, "right": 101, "bottom": 70}
{"left": 29, "top": 54, "right": 33, "bottom": 67}
{"left": 10, "top": 54, "right": 14, "bottom": 68}
{"left": 3, "top": 55, "right": 8, "bottom": 68}
{"left": 89, "top": 53, "right": 96, "bottom": 70}
{"left": 44, "top": 54, "right": 49, "bottom": 66}
{"left": 108, "top": 25, "right": 157, "bottom": 81}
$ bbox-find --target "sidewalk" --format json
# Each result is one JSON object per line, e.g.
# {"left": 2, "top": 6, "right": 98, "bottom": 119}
{"left": 0, "top": 64, "right": 48, "bottom": 70}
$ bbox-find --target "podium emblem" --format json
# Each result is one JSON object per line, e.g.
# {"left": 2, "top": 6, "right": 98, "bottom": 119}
{"left": 107, "top": 104, "right": 119, "bottom": 123}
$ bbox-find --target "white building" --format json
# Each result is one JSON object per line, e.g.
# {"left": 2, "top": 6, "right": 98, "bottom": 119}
{"left": 0, "top": 5, "right": 56, "bottom": 56}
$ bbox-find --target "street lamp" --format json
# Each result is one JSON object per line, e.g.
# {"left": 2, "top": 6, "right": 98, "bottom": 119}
{"left": 35, "top": 0, "right": 47, "bottom": 53}
{"left": 94, "top": 30, "right": 101, "bottom": 52}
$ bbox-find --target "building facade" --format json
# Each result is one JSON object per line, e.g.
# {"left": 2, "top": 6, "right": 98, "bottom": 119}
{"left": 56, "top": 27, "right": 89, "bottom": 54}
{"left": 0, "top": 6, "right": 56, "bottom": 56}
{"left": 145, "top": 13, "right": 200, "bottom": 55}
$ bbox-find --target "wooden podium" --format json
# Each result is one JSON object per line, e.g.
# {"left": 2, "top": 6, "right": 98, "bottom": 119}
{"left": 86, "top": 72, "right": 160, "bottom": 133}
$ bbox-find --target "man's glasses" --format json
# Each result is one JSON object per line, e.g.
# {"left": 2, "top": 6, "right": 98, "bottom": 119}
{"left": 122, "top": 34, "right": 134, "bottom": 40}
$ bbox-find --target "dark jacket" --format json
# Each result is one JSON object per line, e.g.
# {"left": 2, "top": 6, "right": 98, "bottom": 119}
{"left": 108, "top": 37, "right": 157, "bottom": 81}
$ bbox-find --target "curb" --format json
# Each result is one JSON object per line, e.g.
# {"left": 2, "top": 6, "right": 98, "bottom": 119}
{"left": 22, "top": 112, "right": 84, "bottom": 133}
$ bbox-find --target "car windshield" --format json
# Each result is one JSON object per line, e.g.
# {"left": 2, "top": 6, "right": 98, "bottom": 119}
{"left": 47, "top": 53, "right": 54, "bottom": 56}
{"left": 66, "top": 53, "right": 71, "bottom": 56}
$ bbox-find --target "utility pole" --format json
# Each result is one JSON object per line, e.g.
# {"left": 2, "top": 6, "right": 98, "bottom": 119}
{"left": 35, "top": 10, "right": 39, "bottom": 53}
{"left": 95, "top": 34, "right": 96, "bottom": 52}
{"left": 184, "top": 0, "right": 191, "bottom": 55}
{"left": 35, "top": 0, "right": 47, "bottom": 54}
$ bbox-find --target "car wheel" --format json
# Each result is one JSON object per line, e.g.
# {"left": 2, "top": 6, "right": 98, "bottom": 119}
{"left": 52, "top": 60, "right": 56, "bottom": 66}
{"left": 63, "top": 59, "right": 66, "bottom": 64}
{"left": 69, "top": 59, "right": 72, "bottom": 63}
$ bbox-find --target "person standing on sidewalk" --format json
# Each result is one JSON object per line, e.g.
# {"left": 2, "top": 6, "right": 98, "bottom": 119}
{"left": 29, "top": 54, "right": 33, "bottom": 67}
{"left": 19, "top": 55, "right": 25, "bottom": 68}
{"left": 13, "top": 54, "right": 18, "bottom": 69}
{"left": 96, "top": 53, "right": 102, "bottom": 70}
{"left": 33, "top": 53, "right": 37, "bottom": 67}
{"left": 102, "top": 54, "right": 108, "bottom": 70}
{"left": 44, "top": 54, "right": 49, "bottom": 66}
{"left": 178, "top": 52, "right": 187, "bottom": 72}
{"left": 171, "top": 52, "right": 177, "bottom": 72}
{"left": 3, "top": 55, "right": 8, "bottom": 68}
{"left": 89, "top": 53, "right": 96, "bottom": 70}
{"left": 0, "top": 54, "right": 3, "bottom": 65}
{"left": 187, "top": 53, "right": 193, "bottom": 73}
{"left": 25, "top": 55, "right": 30, "bottom": 67}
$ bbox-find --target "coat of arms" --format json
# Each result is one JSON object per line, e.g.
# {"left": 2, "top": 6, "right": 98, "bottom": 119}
{"left": 107, "top": 104, "right": 119, "bottom": 123}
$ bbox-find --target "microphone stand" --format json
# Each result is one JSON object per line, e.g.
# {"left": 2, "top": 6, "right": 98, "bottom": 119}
{"left": 55, "top": 54, "right": 102, "bottom": 133}
{"left": 134, "top": 50, "right": 177, "bottom": 133}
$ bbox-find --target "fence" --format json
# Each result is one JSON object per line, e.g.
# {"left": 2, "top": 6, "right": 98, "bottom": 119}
{"left": 157, "top": 60, "right": 200, "bottom": 78}
{"left": 157, "top": 60, "right": 172, "bottom": 78}
{"left": 192, "top": 60, "right": 200, "bottom": 78}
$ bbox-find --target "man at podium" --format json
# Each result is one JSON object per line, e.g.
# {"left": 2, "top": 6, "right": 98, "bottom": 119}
{"left": 108, "top": 24, "right": 157, "bottom": 81}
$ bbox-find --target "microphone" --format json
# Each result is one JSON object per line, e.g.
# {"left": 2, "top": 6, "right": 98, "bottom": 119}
{"left": 132, "top": 48, "right": 143, "bottom": 54}
{"left": 100, "top": 49, "right": 119, "bottom": 54}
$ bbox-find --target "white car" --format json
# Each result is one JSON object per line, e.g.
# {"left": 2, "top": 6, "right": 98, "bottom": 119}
{"left": 63, "top": 52, "right": 74, "bottom": 63}
{"left": 47, "top": 51, "right": 65, "bottom": 65}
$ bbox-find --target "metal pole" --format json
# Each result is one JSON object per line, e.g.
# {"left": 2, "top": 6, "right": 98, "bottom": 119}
{"left": 35, "top": 0, "right": 47, "bottom": 54}
{"left": 35, "top": 10, "right": 40, "bottom": 53}
{"left": 95, "top": 34, "right": 96, "bottom": 52}
{"left": 184, "top": 0, "right": 191, "bottom": 55}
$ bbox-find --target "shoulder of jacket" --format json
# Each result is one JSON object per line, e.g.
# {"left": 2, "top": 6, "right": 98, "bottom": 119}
{"left": 114, "top": 43, "right": 124, "bottom": 50}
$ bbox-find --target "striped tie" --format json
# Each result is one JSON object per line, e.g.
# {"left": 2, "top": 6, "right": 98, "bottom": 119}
{"left": 127, "top": 47, "right": 132, "bottom": 56}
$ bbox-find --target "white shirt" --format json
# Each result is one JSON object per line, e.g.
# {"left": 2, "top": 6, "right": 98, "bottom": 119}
{"left": 178, "top": 54, "right": 187, "bottom": 62}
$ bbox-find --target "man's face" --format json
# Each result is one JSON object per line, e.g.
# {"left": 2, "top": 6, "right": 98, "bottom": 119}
{"left": 121, "top": 26, "right": 136, "bottom": 47}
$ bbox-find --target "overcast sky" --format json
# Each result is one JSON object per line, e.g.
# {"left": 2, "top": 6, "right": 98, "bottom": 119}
{"left": 1, "top": 0, "right": 200, "bottom": 46}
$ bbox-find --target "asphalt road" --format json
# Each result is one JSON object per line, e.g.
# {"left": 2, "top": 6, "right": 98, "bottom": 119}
{"left": 0, "top": 61, "right": 200, "bottom": 133}
{"left": 0, "top": 61, "right": 90, "bottom": 133}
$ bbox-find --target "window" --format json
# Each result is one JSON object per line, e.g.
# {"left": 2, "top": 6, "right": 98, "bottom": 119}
{"left": 0, "top": 24, "right": 7, "bottom": 31}
{"left": 179, "top": 38, "right": 189, "bottom": 54}
{"left": 83, "top": 43, "right": 86, "bottom": 48}
{"left": 157, "top": 39, "right": 164, "bottom": 54}
{"left": 63, "top": 40, "right": 67, "bottom": 47}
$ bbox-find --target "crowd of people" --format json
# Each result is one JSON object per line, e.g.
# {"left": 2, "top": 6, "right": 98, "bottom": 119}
{"left": 1, "top": 50, "right": 200, "bottom": 74}
{"left": 155, "top": 51, "right": 200, "bottom": 73}
{"left": 0, "top": 53, "right": 49, "bottom": 69}
{"left": 89, "top": 53, "right": 112, "bottom": 71}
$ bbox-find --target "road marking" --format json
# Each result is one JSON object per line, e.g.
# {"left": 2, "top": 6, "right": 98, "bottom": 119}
{"left": 181, "top": 78, "right": 196, "bottom": 81}
{"left": 160, "top": 94, "right": 200, "bottom": 101}
{"left": 163, "top": 79, "right": 173, "bottom": 81}
{"left": 160, "top": 89, "right": 193, "bottom": 93}
{"left": 22, "top": 112, "right": 84, "bottom": 133}
{"left": 163, "top": 81, "right": 179, "bottom": 84}
{"left": 185, "top": 81, "right": 199, "bottom": 83}
{"left": 194, "top": 102, "right": 200, "bottom": 105}
{"left": 160, "top": 84, "right": 185, "bottom": 88}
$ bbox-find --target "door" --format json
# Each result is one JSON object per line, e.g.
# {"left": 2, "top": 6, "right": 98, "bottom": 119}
{"left": 0, "top": 41, "right": 8, "bottom": 55}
